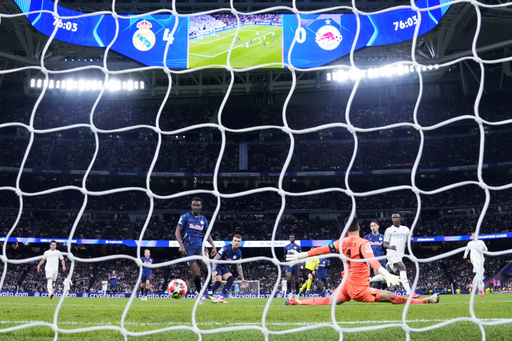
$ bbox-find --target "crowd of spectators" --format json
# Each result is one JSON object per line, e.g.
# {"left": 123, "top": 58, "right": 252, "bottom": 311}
{"left": 1, "top": 245, "right": 510, "bottom": 296}
{"left": 2, "top": 96, "right": 512, "bottom": 176}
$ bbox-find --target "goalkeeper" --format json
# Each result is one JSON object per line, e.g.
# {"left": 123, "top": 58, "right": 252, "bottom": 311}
{"left": 285, "top": 217, "right": 439, "bottom": 306}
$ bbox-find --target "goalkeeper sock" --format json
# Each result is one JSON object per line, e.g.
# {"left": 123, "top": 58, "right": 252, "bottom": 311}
{"left": 211, "top": 281, "right": 222, "bottom": 294}
{"left": 297, "top": 297, "right": 330, "bottom": 305}
{"left": 222, "top": 276, "right": 234, "bottom": 296}
{"left": 393, "top": 295, "right": 428, "bottom": 305}
{"left": 47, "top": 279, "right": 53, "bottom": 293}
{"left": 370, "top": 275, "right": 384, "bottom": 282}
{"left": 399, "top": 271, "right": 411, "bottom": 294}
{"left": 306, "top": 278, "right": 312, "bottom": 292}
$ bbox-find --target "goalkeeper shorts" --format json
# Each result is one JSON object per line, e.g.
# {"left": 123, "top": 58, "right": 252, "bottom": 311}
{"left": 337, "top": 284, "right": 381, "bottom": 303}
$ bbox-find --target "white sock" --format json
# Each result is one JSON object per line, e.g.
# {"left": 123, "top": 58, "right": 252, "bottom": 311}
{"left": 47, "top": 279, "right": 53, "bottom": 293}
{"left": 369, "top": 275, "right": 384, "bottom": 282}
{"left": 399, "top": 271, "right": 411, "bottom": 294}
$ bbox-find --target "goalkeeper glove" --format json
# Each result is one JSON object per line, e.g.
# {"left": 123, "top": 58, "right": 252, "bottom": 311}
{"left": 285, "top": 250, "right": 309, "bottom": 261}
{"left": 378, "top": 267, "right": 401, "bottom": 287}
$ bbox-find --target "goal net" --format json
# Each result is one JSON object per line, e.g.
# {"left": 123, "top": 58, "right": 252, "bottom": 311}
{"left": 1, "top": 0, "right": 512, "bottom": 340}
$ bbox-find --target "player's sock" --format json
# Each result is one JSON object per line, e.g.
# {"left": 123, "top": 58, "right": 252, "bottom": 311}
{"left": 296, "top": 297, "right": 330, "bottom": 305}
{"left": 222, "top": 276, "right": 234, "bottom": 296}
{"left": 399, "top": 271, "right": 411, "bottom": 294}
{"left": 295, "top": 282, "right": 300, "bottom": 294}
{"left": 287, "top": 280, "right": 292, "bottom": 294}
{"left": 369, "top": 275, "right": 384, "bottom": 282}
{"left": 211, "top": 281, "right": 222, "bottom": 294}
{"left": 393, "top": 295, "right": 428, "bottom": 305}
{"left": 47, "top": 279, "right": 53, "bottom": 293}
{"left": 306, "top": 278, "right": 312, "bottom": 292}
{"left": 300, "top": 282, "right": 307, "bottom": 293}
{"left": 194, "top": 277, "right": 202, "bottom": 294}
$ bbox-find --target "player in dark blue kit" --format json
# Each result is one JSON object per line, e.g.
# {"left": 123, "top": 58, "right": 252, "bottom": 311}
{"left": 108, "top": 270, "right": 118, "bottom": 296}
{"left": 211, "top": 234, "right": 247, "bottom": 303}
{"left": 364, "top": 220, "right": 387, "bottom": 289}
{"left": 316, "top": 258, "right": 330, "bottom": 295}
{"left": 140, "top": 249, "right": 153, "bottom": 301}
{"left": 176, "top": 197, "right": 218, "bottom": 303}
{"left": 284, "top": 233, "right": 301, "bottom": 296}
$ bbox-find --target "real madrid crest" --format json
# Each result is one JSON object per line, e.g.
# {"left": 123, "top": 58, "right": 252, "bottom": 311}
{"left": 315, "top": 19, "right": 342, "bottom": 51}
{"left": 133, "top": 19, "right": 156, "bottom": 51}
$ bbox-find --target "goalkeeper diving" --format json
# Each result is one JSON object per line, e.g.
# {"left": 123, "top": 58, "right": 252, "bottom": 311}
{"left": 285, "top": 217, "right": 439, "bottom": 306}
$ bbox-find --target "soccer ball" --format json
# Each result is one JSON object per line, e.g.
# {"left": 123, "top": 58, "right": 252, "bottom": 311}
{"left": 167, "top": 279, "right": 187, "bottom": 299}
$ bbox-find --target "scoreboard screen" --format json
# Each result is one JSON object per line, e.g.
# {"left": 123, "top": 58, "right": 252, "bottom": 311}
{"left": 13, "top": 0, "right": 452, "bottom": 68}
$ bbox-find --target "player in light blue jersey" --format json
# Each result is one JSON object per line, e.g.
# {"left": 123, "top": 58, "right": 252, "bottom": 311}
{"left": 211, "top": 234, "right": 247, "bottom": 303}
{"left": 140, "top": 249, "right": 153, "bottom": 301}
{"left": 284, "top": 233, "right": 301, "bottom": 295}
{"left": 364, "top": 220, "right": 386, "bottom": 289}
{"left": 176, "top": 197, "right": 218, "bottom": 303}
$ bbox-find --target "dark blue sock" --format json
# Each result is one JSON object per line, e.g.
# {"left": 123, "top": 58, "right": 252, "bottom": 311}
{"left": 211, "top": 281, "right": 222, "bottom": 293}
{"left": 222, "top": 276, "right": 234, "bottom": 296}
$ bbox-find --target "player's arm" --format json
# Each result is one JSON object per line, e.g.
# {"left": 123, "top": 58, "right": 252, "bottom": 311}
{"left": 211, "top": 253, "right": 221, "bottom": 273}
{"left": 481, "top": 241, "right": 488, "bottom": 252}
{"left": 206, "top": 233, "right": 217, "bottom": 257}
{"left": 36, "top": 257, "right": 45, "bottom": 272}
{"left": 175, "top": 223, "right": 186, "bottom": 256}
{"left": 286, "top": 240, "right": 339, "bottom": 261}
{"left": 463, "top": 243, "right": 470, "bottom": 259}
{"left": 60, "top": 256, "right": 66, "bottom": 272}
{"left": 360, "top": 242, "right": 401, "bottom": 286}
{"left": 237, "top": 263, "right": 248, "bottom": 287}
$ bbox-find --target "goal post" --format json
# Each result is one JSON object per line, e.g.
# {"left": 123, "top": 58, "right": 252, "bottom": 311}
{"left": 215, "top": 280, "right": 261, "bottom": 297}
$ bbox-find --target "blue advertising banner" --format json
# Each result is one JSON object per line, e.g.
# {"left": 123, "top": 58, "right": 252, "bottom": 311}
{"left": 1, "top": 233, "right": 511, "bottom": 247}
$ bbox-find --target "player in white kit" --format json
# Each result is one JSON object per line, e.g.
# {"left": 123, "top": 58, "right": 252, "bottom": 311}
{"left": 37, "top": 240, "right": 66, "bottom": 299}
{"left": 382, "top": 212, "right": 419, "bottom": 298}
{"left": 463, "top": 232, "right": 488, "bottom": 297}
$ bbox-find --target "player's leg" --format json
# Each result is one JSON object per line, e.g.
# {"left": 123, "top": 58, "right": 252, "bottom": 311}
{"left": 293, "top": 265, "right": 301, "bottom": 294}
{"left": 393, "top": 260, "right": 413, "bottom": 295}
{"left": 140, "top": 277, "right": 145, "bottom": 299}
{"left": 386, "top": 290, "right": 439, "bottom": 304}
{"left": 218, "top": 272, "right": 233, "bottom": 303}
{"left": 305, "top": 272, "right": 313, "bottom": 293}
{"left": 287, "top": 282, "right": 348, "bottom": 306}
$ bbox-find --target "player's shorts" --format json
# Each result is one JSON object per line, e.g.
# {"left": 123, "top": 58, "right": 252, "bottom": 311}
{"left": 302, "top": 268, "right": 315, "bottom": 281}
{"left": 141, "top": 274, "right": 152, "bottom": 283}
{"left": 109, "top": 282, "right": 117, "bottom": 290}
{"left": 285, "top": 263, "right": 300, "bottom": 277}
{"left": 317, "top": 272, "right": 328, "bottom": 282}
{"left": 184, "top": 243, "right": 206, "bottom": 266}
{"left": 337, "top": 283, "right": 381, "bottom": 303}
{"left": 212, "top": 264, "right": 231, "bottom": 277}
{"left": 386, "top": 253, "right": 403, "bottom": 267}
{"left": 45, "top": 269, "right": 58, "bottom": 281}
{"left": 472, "top": 261, "right": 484, "bottom": 274}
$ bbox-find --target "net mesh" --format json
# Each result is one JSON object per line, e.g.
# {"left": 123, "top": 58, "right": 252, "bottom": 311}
{"left": 1, "top": 0, "right": 512, "bottom": 340}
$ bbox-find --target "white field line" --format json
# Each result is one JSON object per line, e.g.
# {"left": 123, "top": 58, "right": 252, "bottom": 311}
{"left": 1, "top": 318, "right": 511, "bottom": 328}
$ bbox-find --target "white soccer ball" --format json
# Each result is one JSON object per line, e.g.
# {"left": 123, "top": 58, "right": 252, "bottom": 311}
{"left": 167, "top": 279, "right": 187, "bottom": 299}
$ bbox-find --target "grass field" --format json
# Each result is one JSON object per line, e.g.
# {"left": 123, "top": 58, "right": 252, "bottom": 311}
{"left": 1, "top": 294, "right": 512, "bottom": 340}
{"left": 189, "top": 25, "right": 283, "bottom": 69}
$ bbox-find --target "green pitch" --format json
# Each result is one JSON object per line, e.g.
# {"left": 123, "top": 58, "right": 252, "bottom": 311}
{"left": 1, "top": 294, "right": 511, "bottom": 340}
{"left": 189, "top": 25, "right": 283, "bottom": 68}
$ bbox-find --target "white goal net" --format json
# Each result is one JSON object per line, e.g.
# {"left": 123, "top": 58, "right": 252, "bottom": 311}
{"left": 1, "top": 0, "right": 512, "bottom": 340}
